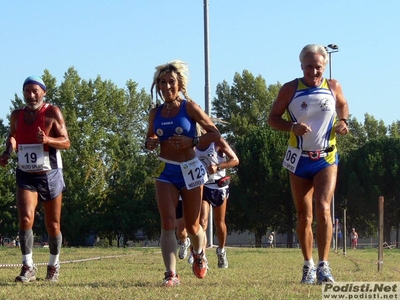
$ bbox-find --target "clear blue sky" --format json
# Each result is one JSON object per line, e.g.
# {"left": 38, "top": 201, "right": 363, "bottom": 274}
{"left": 1, "top": 1, "right": 399, "bottom": 126}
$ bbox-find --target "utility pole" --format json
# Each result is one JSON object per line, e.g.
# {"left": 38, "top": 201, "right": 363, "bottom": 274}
{"left": 203, "top": 0, "right": 213, "bottom": 247}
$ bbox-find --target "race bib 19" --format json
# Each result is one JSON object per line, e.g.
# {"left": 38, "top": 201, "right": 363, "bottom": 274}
{"left": 18, "top": 144, "right": 45, "bottom": 171}
{"left": 282, "top": 145, "right": 302, "bottom": 173}
{"left": 180, "top": 158, "right": 208, "bottom": 190}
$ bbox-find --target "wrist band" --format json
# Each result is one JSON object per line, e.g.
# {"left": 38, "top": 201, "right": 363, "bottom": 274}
{"left": 340, "top": 119, "right": 349, "bottom": 126}
{"left": 291, "top": 122, "right": 297, "bottom": 132}
{"left": 192, "top": 137, "right": 199, "bottom": 147}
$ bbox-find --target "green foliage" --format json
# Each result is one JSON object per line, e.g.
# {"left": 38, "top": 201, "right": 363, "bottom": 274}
{"left": 0, "top": 68, "right": 160, "bottom": 245}
{"left": 54, "top": 68, "right": 157, "bottom": 245}
{"left": 0, "top": 122, "right": 18, "bottom": 238}
{"left": 213, "top": 70, "right": 281, "bottom": 139}
{"left": 1, "top": 67, "right": 400, "bottom": 249}
{"left": 212, "top": 70, "right": 291, "bottom": 247}
{"left": 337, "top": 137, "right": 400, "bottom": 240}
{"left": 388, "top": 120, "right": 400, "bottom": 138}
{"left": 230, "top": 126, "right": 291, "bottom": 246}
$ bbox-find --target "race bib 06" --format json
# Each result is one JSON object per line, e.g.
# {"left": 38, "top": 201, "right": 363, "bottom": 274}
{"left": 282, "top": 145, "right": 302, "bottom": 173}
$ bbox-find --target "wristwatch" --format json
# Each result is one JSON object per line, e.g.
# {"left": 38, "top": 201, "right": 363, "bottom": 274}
{"left": 217, "top": 165, "right": 221, "bottom": 171}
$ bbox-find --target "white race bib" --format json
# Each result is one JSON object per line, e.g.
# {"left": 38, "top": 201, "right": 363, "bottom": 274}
{"left": 18, "top": 144, "right": 45, "bottom": 171}
{"left": 282, "top": 145, "right": 302, "bottom": 173}
{"left": 180, "top": 158, "right": 208, "bottom": 190}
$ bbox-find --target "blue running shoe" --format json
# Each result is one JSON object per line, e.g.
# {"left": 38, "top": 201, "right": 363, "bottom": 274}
{"left": 317, "top": 262, "right": 335, "bottom": 284}
{"left": 300, "top": 265, "right": 316, "bottom": 284}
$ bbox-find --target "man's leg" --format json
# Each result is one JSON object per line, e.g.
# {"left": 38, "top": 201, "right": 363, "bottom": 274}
{"left": 314, "top": 165, "right": 337, "bottom": 284}
{"left": 213, "top": 196, "right": 228, "bottom": 268}
{"left": 15, "top": 188, "right": 38, "bottom": 282}
{"left": 313, "top": 165, "right": 337, "bottom": 261}
{"left": 290, "top": 173, "right": 316, "bottom": 284}
{"left": 43, "top": 193, "right": 63, "bottom": 281}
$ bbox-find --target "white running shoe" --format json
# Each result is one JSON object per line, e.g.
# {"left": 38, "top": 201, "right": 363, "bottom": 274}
{"left": 317, "top": 262, "right": 335, "bottom": 284}
{"left": 188, "top": 252, "right": 194, "bottom": 264}
{"left": 178, "top": 238, "right": 190, "bottom": 260}
{"left": 216, "top": 248, "right": 228, "bottom": 268}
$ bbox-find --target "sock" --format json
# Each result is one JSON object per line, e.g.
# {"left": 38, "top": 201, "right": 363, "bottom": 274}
{"left": 19, "top": 229, "right": 34, "bottom": 266}
{"left": 160, "top": 228, "right": 177, "bottom": 272}
{"left": 22, "top": 253, "right": 33, "bottom": 267}
{"left": 188, "top": 225, "right": 205, "bottom": 254}
{"left": 217, "top": 247, "right": 225, "bottom": 254}
{"left": 318, "top": 260, "right": 328, "bottom": 267}
{"left": 48, "top": 233, "right": 62, "bottom": 266}
{"left": 304, "top": 259, "right": 315, "bottom": 268}
{"left": 19, "top": 229, "right": 34, "bottom": 255}
{"left": 48, "top": 254, "right": 60, "bottom": 267}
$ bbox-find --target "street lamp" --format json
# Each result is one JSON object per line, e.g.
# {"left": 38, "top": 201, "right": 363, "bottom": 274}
{"left": 325, "top": 44, "right": 339, "bottom": 80}
{"left": 325, "top": 44, "right": 339, "bottom": 249}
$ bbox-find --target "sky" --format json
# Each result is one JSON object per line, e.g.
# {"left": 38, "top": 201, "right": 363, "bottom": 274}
{"left": 1, "top": 1, "right": 399, "bottom": 126}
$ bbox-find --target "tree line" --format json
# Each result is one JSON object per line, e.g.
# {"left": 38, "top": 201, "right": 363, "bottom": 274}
{"left": 1, "top": 68, "right": 399, "bottom": 247}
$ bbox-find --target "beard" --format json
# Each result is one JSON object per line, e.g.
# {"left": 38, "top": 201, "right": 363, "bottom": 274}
{"left": 25, "top": 98, "right": 44, "bottom": 110}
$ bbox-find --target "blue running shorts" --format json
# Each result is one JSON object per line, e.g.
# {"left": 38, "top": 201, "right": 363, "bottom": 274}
{"left": 203, "top": 186, "right": 229, "bottom": 207}
{"left": 16, "top": 168, "right": 66, "bottom": 202}
{"left": 293, "top": 151, "right": 338, "bottom": 180}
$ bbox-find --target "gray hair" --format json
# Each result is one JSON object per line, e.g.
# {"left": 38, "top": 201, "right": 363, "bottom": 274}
{"left": 150, "top": 60, "right": 193, "bottom": 102}
{"left": 299, "top": 44, "right": 329, "bottom": 66}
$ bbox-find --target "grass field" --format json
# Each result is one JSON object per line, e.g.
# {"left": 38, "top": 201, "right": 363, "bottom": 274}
{"left": 0, "top": 246, "right": 399, "bottom": 299}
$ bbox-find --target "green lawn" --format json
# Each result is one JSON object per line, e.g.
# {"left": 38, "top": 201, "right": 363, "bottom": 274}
{"left": 0, "top": 246, "right": 399, "bottom": 299}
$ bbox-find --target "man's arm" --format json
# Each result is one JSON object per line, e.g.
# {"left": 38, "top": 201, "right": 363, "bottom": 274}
{"left": 39, "top": 105, "right": 70, "bottom": 150}
{"left": 0, "top": 110, "right": 19, "bottom": 166}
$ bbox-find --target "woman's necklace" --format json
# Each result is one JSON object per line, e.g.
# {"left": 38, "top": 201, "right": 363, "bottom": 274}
{"left": 164, "top": 100, "right": 176, "bottom": 117}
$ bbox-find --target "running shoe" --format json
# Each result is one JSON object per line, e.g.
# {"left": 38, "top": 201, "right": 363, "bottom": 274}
{"left": 188, "top": 252, "right": 194, "bottom": 264}
{"left": 45, "top": 264, "right": 60, "bottom": 282}
{"left": 216, "top": 248, "right": 228, "bottom": 268}
{"left": 192, "top": 250, "right": 208, "bottom": 279}
{"left": 15, "top": 264, "right": 37, "bottom": 283}
{"left": 162, "top": 270, "right": 180, "bottom": 287}
{"left": 178, "top": 238, "right": 191, "bottom": 260}
{"left": 300, "top": 265, "right": 316, "bottom": 284}
{"left": 317, "top": 262, "right": 335, "bottom": 284}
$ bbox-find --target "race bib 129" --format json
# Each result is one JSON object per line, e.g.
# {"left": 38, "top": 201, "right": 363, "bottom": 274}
{"left": 180, "top": 158, "right": 208, "bottom": 190}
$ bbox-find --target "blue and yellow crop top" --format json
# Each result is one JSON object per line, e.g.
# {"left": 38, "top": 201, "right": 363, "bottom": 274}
{"left": 153, "top": 100, "right": 197, "bottom": 142}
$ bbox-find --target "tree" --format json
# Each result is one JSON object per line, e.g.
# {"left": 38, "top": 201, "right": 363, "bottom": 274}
{"left": 54, "top": 68, "right": 157, "bottom": 245}
{"left": 0, "top": 120, "right": 18, "bottom": 239}
{"left": 0, "top": 68, "right": 162, "bottom": 246}
{"left": 363, "top": 113, "right": 387, "bottom": 140}
{"left": 388, "top": 120, "right": 400, "bottom": 138}
{"left": 336, "top": 137, "right": 400, "bottom": 242}
{"left": 230, "top": 125, "right": 290, "bottom": 247}
{"left": 212, "top": 70, "right": 293, "bottom": 247}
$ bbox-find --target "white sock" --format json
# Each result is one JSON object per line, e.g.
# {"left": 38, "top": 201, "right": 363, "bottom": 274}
{"left": 217, "top": 247, "right": 225, "bottom": 254}
{"left": 318, "top": 260, "right": 328, "bottom": 266}
{"left": 48, "top": 254, "right": 60, "bottom": 266}
{"left": 22, "top": 253, "right": 33, "bottom": 267}
{"left": 304, "top": 259, "right": 314, "bottom": 268}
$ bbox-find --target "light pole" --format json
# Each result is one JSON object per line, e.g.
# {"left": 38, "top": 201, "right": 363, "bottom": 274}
{"left": 325, "top": 44, "right": 339, "bottom": 249}
{"left": 203, "top": 0, "right": 213, "bottom": 247}
{"left": 325, "top": 44, "right": 339, "bottom": 80}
